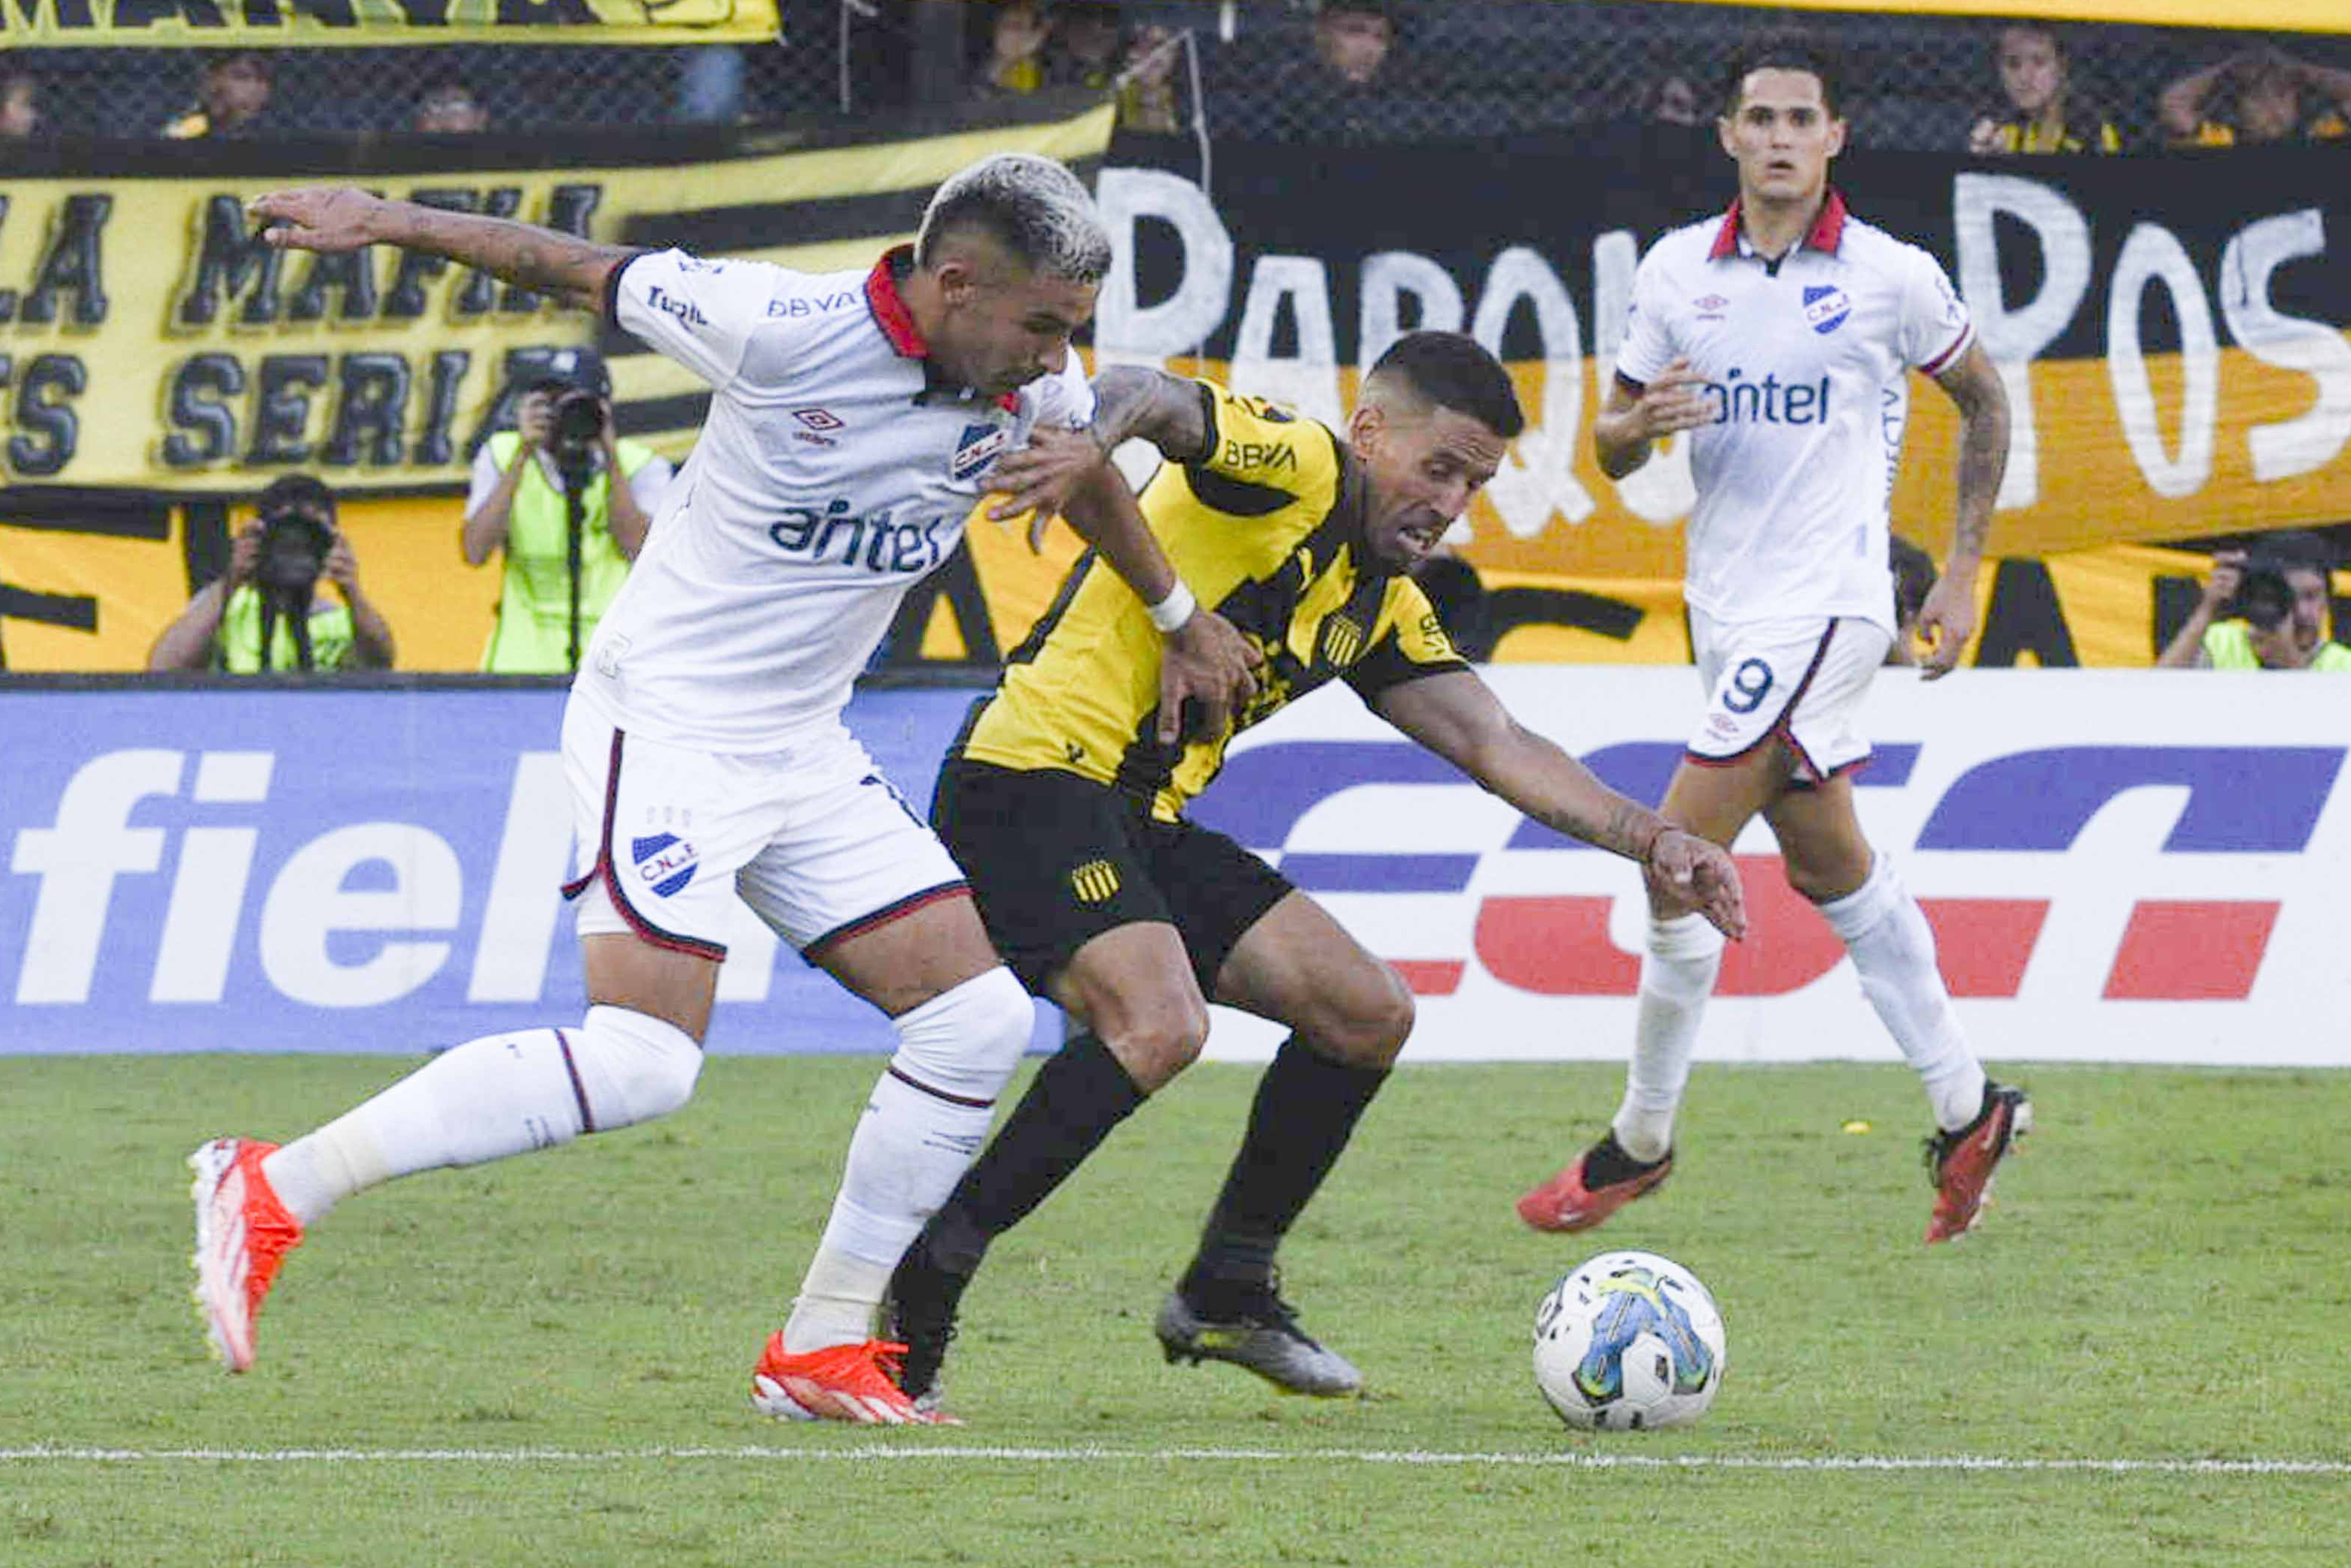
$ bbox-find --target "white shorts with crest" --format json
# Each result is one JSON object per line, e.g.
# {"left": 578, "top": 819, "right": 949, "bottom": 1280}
{"left": 1685, "top": 609, "right": 1894, "bottom": 784}
{"left": 558, "top": 695, "right": 967, "bottom": 963}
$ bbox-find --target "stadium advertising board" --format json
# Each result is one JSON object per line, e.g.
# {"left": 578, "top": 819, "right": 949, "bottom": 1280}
{"left": 4, "top": 673, "right": 2343, "bottom": 1064}
{"left": 0, "top": 0, "right": 781, "bottom": 47}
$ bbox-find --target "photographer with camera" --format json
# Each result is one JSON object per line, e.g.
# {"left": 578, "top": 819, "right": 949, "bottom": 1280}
{"left": 2157, "top": 534, "right": 2351, "bottom": 671}
{"left": 148, "top": 474, "right": 397, "bottom": 673}
{"left": 463, "top": 348, "right": 671, "bottom": 673}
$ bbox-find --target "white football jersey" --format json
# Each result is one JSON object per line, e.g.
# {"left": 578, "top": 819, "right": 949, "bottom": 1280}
{"left": 1616, "top": 192, "right": 1972, "bottom": 630}
{"left": 573, "top": 247, "right": 1095, "bottom": 753}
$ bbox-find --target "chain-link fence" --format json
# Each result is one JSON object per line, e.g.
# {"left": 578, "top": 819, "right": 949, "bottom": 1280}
{"left": 4, "top": 1, "right": 2347, "bottom": 147}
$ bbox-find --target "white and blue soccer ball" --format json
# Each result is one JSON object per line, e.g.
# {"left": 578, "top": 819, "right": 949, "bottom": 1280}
{"left": 1532, "top": 1249, "right": 1727, "bottom": 1432}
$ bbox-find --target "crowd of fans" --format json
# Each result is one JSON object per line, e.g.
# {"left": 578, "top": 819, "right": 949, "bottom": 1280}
{"left": 4, "top": 5, "right": 2351, "bottom": 150}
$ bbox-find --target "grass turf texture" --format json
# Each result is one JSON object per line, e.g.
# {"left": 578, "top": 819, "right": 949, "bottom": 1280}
{"left": 4, "top": 1055, "right": 2347, "bottom": 1567}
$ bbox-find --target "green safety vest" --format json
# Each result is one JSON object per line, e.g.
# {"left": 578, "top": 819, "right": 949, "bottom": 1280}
{"left": 479, "top": 430, "right": 657, "bottom": 673}
{"left": 214, "top": 583, "right": 358, "bottom": 673}
{"left": 2201, "top": 620, "right": 2351, "bottom": 672}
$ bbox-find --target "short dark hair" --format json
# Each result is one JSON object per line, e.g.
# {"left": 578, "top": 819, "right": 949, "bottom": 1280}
{"left": 258, "top": 473, "right": 334, "bottom": 519}
{"left": 1993, "top": 20, "right": 2068, "bottom": 60}
{"left": 1722, "top": 33, "right": 1843, "bottom": 118}
{"left": 1368, "top": 331, "right": 1525, "bottom": 439}
{"left": 202, "top": 50, "right": 272, "bottom": 78}
{"left": 2257, "top": 529, "right": 2337, "bottom": 575}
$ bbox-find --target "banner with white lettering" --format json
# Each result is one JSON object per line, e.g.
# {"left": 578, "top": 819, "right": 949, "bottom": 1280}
{"left": 1099, "top": 130, "right": 2351, "bottom": 581}
{"left": 0, "top": 96, "right": 1115, "bottom": 494}
{"left": 4, "top": 673, "right": 2344, "bottom": 1061}
{"left": 1, "top": 0, "right": 781, "bottom": 48}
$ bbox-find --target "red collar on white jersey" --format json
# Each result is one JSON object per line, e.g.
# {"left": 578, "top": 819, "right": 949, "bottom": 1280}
{"left": 865, "top": 246, "right": 1020, "bottom": 412}
{"left": 1707, "top": 188, "right": 1849, "bottom": 262}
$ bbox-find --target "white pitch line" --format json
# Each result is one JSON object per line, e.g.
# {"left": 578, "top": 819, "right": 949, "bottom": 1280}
{"left": 1, "top": 1446, "right": 2347, "bottom": 1474}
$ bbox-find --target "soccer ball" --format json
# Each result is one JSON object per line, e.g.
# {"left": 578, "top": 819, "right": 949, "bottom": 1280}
{"left": 1532, "top": 1249, "right": 1727, "bottom": 1432}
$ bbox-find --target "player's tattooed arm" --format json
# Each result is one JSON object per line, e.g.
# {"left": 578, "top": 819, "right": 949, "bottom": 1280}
{"left": 247, "top": 188, "right": 635, "bottom": 311}
{"left": 1911, "top": 340, "right": 2010, "bottom": 679}
{"left": 1085, "top": 365, "right": 1212, "bottom": 464}
{"left": 1936, "top": 341, "right": 2007, "bottom": 572}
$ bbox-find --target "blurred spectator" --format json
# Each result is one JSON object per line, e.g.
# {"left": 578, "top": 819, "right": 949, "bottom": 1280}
{"left": 2157, "top": 535, "right": 2350, "bottom": 671}
{"left": 463, "top": 348, "right": 673, "bottom": 674}
{"left": 2158, "top": 43, "right": 2351, "bottom": 146}
{"left": 161, "top": 51, "right": 275, "bottom": 140}
{"left": 1887, "top": 534, "right": 1939, "bottom": 666}
{"left": 1968, "top": 23, "right": 2120, "bottom": 153}
{"left": 1647, "top": 71, "right": 1704, "bottom": 127}
{"left": 1, "top": 70, "right": 42, "bottom": 140}
{"left": 677, "top": 46, "right": 746, "bottom": 124}
{"left": 1054, "top": 2, "right": 1185, "bottom": 133}
{"left": 973, "top": 0, "right": 1055, "bottom": 98}
{"left": 414, "top": 75, "right": 490, "bottom": 134}
{"left": 148, "top": 475, "right": 395, "bottom": 673}
{"left": 1266, "top": 0, "right": 1400, "bottom": 142}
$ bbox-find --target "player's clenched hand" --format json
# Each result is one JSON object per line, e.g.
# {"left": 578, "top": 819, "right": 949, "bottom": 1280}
{"left": 1910, "top": 572, "right": 1978, "bottom": 680}
{"left": 1156, "top": 609, "right": 1263, "bottom": 746}
{"left": 988, "top": 423, "right": 1110, "bottom": 549}
{"left": 1632, "top": 359, "right": 1712, "bottom": 441}
{"left": 1644, "top": 829, "right": 1747, "bottom": 941}
{"left": 248, "top": 188, "right": 386, "bottom": 254}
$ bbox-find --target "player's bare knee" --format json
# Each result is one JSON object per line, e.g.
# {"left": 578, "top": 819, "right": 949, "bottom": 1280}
{"left": 1101, "top": 997, "right": 1209, "bottom": 1090}
{"left": 1305, "top": 964, "right": 1415, "bottom": 1067}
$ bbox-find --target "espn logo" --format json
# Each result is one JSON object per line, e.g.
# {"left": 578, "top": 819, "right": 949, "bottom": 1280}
{"left": 1069, "top": 859, "right": 1122, "bottom": 905}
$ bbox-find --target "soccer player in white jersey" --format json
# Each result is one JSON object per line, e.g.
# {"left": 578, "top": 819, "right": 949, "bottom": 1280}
{"left": 190, "top": 155, "right": 1260, "bottom": 1424}
{"left": 1516, "top": 35, "right": 2033, "bottom": 1245}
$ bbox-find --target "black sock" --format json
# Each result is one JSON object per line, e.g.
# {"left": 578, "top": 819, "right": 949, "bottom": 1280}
{"left": 1581, "top": 1129, "right": 1669, "bottom": 1190}
{"left": 1182, "top": 1034, "right": 1389, "bottom": 1306}
{"left": 922, "top": 1031, "right": 1146, "bottom": 1275}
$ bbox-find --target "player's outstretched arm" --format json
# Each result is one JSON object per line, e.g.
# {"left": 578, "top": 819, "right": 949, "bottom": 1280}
{"left": 1374, "top": 671, "right": 1746, "bottom": 938}
{"left": 248, "top": 188, "right": 634, "bottom": 313}
{"left": 1913, "top": 341, "right": 2009, "bottom": 679}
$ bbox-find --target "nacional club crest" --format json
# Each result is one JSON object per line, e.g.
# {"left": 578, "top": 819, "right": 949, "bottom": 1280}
{"left": 950, "top": 422, "right": 1012, "bottom": 483}
{"left": 630, "top": 833, "right": 699, "bottom": 898}
{"left": 1803, "top": 284, "right": 1852, "bottom": 335}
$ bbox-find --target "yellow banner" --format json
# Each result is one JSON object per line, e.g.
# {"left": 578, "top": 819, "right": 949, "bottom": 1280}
{"left": 1645, "top": 0, "right": 2351, "bottom": 35}
{"left": 0, "top": 103, "right": 1116, "bottom": 494}
{"left": 0, "top": 0, "right": 778, "bottom": 47}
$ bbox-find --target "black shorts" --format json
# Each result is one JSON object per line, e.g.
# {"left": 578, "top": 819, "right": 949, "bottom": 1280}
{"left": 933, "top": 758, "right": 1295, "bottom": 996}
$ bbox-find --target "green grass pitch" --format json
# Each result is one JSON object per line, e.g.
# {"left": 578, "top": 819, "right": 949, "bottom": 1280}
{"left": 4, "top": 1054, "right": 2347, "bottom": 1567}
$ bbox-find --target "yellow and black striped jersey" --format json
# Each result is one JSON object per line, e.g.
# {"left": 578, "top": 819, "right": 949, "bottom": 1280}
{"left": 956, "top": 380, "right": 1467, "bottom": 822}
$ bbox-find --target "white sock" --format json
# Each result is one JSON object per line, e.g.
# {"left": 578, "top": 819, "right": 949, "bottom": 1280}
{"left": 260, "top": 1006, "right": 702, "bottom": 1227}
{"left": 784, "top": 967, "right": 1032, "bottom": 1353}
{"left": 1611, "top": 912, "right": 1724, "bottom": 1162}
{"left": 1817, "top": 854, "right": 1987, "bottom": 1132}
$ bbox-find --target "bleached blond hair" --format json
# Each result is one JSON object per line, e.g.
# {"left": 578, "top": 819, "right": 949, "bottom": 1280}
{"left": 915, "top": 153, "right": 1111, "bottom": 284}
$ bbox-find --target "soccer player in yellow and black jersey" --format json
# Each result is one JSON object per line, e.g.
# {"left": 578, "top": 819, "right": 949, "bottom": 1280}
{"left": 885, "top": 332, "right": 1747, "bottom": 1414}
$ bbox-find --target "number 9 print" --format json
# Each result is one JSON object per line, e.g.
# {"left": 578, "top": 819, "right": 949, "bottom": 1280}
{"left": 1722, "top": 657, "right": 1774, "bottom": 715}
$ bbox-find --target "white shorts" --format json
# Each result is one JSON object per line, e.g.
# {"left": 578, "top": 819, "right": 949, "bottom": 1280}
{"left": 559, "top": 698, "right": 968, "bottom": 962}
{"left": 1686, "top": 610, "right": 1893, "bottom": 783}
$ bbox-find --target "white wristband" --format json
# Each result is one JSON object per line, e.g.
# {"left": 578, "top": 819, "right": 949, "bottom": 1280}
{"left": 1145, "top": 580, "right": 1197, "bottom": 633}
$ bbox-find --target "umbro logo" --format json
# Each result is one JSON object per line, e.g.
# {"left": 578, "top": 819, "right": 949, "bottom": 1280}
{"left": 795, "top": 408, "right": 845, "bottom": 432}
{"left": 1694, "top": 293, "right": 1729, "bottom": 321}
